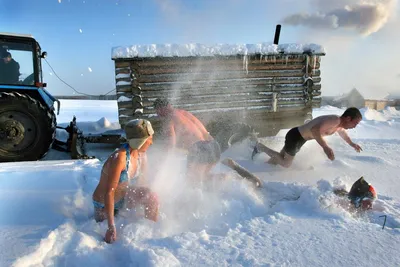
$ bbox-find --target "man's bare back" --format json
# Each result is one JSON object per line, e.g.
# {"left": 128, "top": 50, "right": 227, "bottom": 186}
{"left": 298, "top": 115, "right": 342, "bottom": 140}
{"left": 169, "top": 109, "right": 211, "bottom": 149}
{"left": 154, "top": 99, "right": 212, "bottom": 150}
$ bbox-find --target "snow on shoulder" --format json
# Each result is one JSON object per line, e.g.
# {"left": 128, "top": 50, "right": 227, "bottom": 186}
{"left": 111, "top": 43, "right": 325, "bottom": 59}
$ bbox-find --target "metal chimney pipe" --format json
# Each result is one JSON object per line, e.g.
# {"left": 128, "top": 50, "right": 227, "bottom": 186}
{"left": 274, "top": 24, "right": 281, "bottom": 45}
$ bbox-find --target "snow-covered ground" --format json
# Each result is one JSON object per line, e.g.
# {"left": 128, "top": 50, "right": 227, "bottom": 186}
{"left": 1, "top": 100, "right": 399, "bottom": 267}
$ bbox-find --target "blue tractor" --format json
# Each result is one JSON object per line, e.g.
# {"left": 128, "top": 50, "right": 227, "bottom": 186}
{"left": 0, "top": 32, "right": 62, "bottom": 162}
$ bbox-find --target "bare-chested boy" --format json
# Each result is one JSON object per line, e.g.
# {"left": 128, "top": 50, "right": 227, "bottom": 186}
{"left": 252, "top": 107, "right": 363, "bottom": 168}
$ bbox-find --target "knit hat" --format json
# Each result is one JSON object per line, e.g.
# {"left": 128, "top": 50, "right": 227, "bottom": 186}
{"left": 124, "top": 119, "right": 154, "bottom": 149}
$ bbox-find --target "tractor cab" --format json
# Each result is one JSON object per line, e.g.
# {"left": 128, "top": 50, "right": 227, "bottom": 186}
{"left": 0, "top": 33, "right": 46, "bottom": 87}
{"left": 0, "top": 33, "right": 103, "bottom": 162}
{"left": 0, "top": 33, "right": 60, "bottom": 162}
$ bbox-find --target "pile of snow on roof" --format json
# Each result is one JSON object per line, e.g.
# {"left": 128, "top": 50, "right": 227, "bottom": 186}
{"left": 112, "top": 43, "right": 325, "bottom": 59}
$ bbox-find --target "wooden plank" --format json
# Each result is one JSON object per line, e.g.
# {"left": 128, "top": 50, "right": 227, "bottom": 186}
{"left": 134, "top": 98, "right": 312, "bottom": 114}
{"left": 115, "top": 61, "right": 131, "bottom": 68}
{"left": 136, "top": 90, "right": 321, "bottom": 108}
{"left": 116, "top": 77, "right": 132, "bottom": 83}
{"left": 116, "top": 84, "right": 135, "bottom": 93}
{"left": 127, "top": 56, "right": 307, "bottom": 67}
{"left": 136, "top": 69, "right": 321, "bottom": 84}
{"left": 139, "top": 77, "right": 321, "bottom": 90}
{"left": 115, "top": 68, "right": 131, "bottom": 75}
{"left": 133, "top": 63, "right": 321, "bottom": 75}
{"left": 137, "top": 84, "right": 321, "bottom": 99}
{"left": 117, "top": 83, "right": 321, "bottom": 98}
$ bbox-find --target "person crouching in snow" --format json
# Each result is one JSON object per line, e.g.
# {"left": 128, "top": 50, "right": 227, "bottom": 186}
{"left": 92, "top": 119, "right": 159, "bottom": 244}
{"left": 334, "top": 177, "right": 377, "bottom": 211}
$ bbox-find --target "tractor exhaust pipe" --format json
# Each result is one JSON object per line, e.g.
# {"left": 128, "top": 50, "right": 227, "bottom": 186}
{"left": 274, "top": 24, "right": 281, "bottom": 45}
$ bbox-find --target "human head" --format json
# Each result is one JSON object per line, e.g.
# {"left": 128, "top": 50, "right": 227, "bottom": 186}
{"left": 348, "top": 177, "right": 377, "bottom": 210}
{"left": 124, "top": 119, "right": 154, "bottom": 151}
{"left": 2, "top": 52, "right": 11, "bottom": 63}
{"left": 340, "top": 107, "right": 362, "bottom": 129}
{"left": 153, "top": 98, "right": 172, "bottom": 117}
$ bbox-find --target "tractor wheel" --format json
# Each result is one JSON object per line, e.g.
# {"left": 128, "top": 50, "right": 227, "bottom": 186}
{"left": 207, "top": 121, "right": 258, "bottom": 153}
{"left": 0, "top": 92, "right": 56, "bottom": 162}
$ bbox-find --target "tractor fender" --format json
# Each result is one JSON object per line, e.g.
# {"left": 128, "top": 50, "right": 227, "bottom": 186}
{"left": 0, "top": 85, "right": 59, "bottom": 114}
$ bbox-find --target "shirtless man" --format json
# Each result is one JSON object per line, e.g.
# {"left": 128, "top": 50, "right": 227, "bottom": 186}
{"left": 252, "top": 107, "right": 363, "bottom": 168}
{"left": 92, "top": 119, "right": 159, "bottom": 244}
{"left": 153, "top": 98, "right": 214, "bottom": 150}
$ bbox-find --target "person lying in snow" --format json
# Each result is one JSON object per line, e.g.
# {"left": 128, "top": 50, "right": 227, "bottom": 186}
{"left": 333, "top": 177, "right": 377, "bottom": 211}
{"left": 92, "top": 119, "right": 159, "bottom": 244}
{"left": 252, "top": 107, "right": 363, "bottom": 168}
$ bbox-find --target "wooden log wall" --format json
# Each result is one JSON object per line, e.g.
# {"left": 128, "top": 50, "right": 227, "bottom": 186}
{"left": 113, "top": 54, "right": 323, "bottom": 134}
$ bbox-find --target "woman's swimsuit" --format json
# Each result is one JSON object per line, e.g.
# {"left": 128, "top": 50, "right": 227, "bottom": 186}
{"left": 93, "top": 143, "right": 141, "bottom": 210}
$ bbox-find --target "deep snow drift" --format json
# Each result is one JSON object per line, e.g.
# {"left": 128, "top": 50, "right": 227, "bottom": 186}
{"left": 0, "top": 100, "right": 399, "bottom": 267}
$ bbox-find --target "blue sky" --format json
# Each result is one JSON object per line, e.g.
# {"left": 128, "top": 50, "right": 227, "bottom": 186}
{"left": 1, "top": 0, "right": 399, "bottom": 98}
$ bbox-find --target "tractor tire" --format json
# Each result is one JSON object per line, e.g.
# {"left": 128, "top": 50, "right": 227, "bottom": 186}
{"left": 207, "top": 121, "right": 258, "bottom": 153}
{"left": 0, "top": 92, "right": 56, "bottom": 162}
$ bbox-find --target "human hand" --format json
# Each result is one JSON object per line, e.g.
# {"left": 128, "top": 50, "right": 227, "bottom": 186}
{"left": 323, "top": 146, "right": 335, "bottom": 161}
{"left": 104, "top": 225, "right": 117, "bottom": 244}
{"left": 351, "top": 143, "right": 362, "bottom": 153}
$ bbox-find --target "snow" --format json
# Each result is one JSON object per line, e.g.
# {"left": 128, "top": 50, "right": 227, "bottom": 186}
{"left": 112, "top": 43, "right": 326, "bottom": 59}
{"left": 117, "top": 96, "right": 131, "bottom": 102}
{"left": 1, "top": 100, "right": 400, "bottom": 267}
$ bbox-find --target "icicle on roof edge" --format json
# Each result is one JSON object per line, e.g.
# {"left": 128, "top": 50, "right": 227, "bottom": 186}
{"left": 111, "top": 43, "right": 326, "bottom": 59}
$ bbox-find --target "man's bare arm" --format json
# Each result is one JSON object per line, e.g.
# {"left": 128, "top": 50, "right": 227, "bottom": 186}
{"left": 337, "top": 129, "right": 352, "bottom": 145}
{"left": 310, "top": 117, "right": 340, "bottom": 160}
{"left": 338, "top": 129, "right": 362, "bottom": 152}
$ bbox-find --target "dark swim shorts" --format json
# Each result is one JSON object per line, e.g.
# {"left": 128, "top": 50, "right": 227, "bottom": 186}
{"left": 283, "top": 127, "right": 307, "bottom": 156}
{"left": 187, "top": 140, "right": 221, "bottom": 165}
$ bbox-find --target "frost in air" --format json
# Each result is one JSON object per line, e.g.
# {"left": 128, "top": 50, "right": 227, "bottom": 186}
{"left": 88, "top": 67, "right": 92, "bottom": 72}
{"left": 79, "top": 29, "right": 83, "bottom": 33}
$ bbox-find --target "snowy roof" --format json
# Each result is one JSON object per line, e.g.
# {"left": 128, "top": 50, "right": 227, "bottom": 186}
{"left": 111, "top": 43, "right": 325, "bottom": 59}
{"left": 0, "top": 32, "right": 34, "bottom": 39}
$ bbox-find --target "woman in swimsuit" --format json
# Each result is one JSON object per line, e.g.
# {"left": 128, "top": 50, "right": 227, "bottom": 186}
{"left": 92, "top": 119, "right": 159, "bottom": 243}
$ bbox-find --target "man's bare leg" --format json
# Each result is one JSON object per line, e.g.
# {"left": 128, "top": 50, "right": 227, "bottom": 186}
{"left": 253, "top": 142, "right": 282, "bottom": 159}
{"left": 253, "top": 143, "right": 294, "bottom": 168}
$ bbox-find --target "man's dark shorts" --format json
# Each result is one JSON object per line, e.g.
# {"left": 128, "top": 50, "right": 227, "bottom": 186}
{"left": 187, "top": 140, "right": 221, "bottom": 165}
{"left": 283, "top": 127, "right": 307, "bottom": 156}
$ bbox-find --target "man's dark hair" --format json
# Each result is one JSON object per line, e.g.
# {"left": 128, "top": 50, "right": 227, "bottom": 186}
{"left": 341, "top": 107, "right": 362, "bottom": 120}
{"left": 153, "top": 98, "right": 170, "bottom": 109}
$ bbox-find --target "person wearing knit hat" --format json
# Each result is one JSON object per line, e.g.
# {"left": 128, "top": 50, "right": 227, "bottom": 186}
{"left": 124, "top": 118, "right": 154, "bottom": 150}
{"left": 92, "top": 119, "right": 158, "bottom": 244}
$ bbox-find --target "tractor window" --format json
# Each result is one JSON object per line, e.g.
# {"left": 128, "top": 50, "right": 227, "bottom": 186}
{"left": 0, "top": 41, "right": 35, "bottom": 86}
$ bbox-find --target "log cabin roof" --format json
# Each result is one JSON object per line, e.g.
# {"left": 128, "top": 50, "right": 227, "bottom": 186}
{"left": 112, "top": 43, "right": 325, "bottom": 59}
